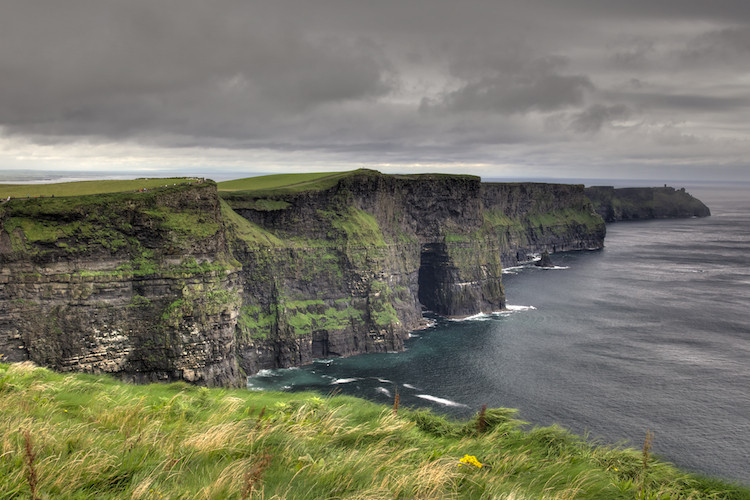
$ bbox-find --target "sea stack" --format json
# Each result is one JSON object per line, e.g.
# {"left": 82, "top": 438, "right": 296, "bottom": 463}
{"left": 535, "top": 250, "right": 554, "bottom": 268}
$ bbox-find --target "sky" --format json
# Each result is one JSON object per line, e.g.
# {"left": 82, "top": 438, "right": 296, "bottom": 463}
{"left": 2, "top": 0, "right": 750, "bottom": 182}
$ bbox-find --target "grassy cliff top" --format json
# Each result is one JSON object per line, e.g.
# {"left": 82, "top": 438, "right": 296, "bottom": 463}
{"left": 0, "top": 178, "right": 201, "bottom": 198}
{"left": 217, "top": 171, "right": 360, "bottom": 194}
{"left": 2, "top": 362, "right": 747, "bottom": 499}
{"left": 218, "top": 170, "right": 483, "bottom": 197}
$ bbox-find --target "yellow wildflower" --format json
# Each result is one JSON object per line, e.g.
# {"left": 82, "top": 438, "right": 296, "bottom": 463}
{"left": 458, "top": 455, "right": 483, "bottom": 468}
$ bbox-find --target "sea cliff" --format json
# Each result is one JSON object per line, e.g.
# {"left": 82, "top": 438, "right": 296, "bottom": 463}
{"left": 585, "top": 186, "right": 710, "bottom": 222}
{"left": 1, "top": 170, "right": 606, "bottom": 385}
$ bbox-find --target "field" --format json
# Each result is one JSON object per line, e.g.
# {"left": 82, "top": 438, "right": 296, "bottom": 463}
{"left": 1, "top": 170, "right": 363, "bottom": 199}
{"left": 2, "top": 362, "right": 748, "bottom": 499}
{"left": 0, "top": 178, "right": 199, "bottom": 199}
{"left": 217, "top": 171, "right": 357, "bottom": 194}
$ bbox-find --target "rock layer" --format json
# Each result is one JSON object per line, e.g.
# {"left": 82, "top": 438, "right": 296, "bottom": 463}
{"left": 0, "top": 182, "right": 242, "bottom": 386}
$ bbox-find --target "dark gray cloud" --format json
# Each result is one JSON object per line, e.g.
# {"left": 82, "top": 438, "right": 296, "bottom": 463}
{"left": 570, "top": 104, "right": 631, "bottom": 134}
{"left": 1, "top": 0, "right": 749, "bottom": 180}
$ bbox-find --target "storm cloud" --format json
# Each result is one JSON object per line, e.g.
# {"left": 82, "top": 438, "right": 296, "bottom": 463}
{"left": 1, "top": 0, "right": 749, "bottom": 180}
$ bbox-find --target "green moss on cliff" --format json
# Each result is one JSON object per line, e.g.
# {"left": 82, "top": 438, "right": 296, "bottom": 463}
{"left": 526, "top": 208, "right": 602, "bottom": 229}
{"left": 321, "top": 207, "right": 387, "bottom": 248}
{"left": 282, "top": 298, "right": 366, "bottom": 336}
{"left": 160, "top": 281, "right": 240, "bottom": 328}
{"left": 143, "top": 207, "right": 220, "bottom": 238}
{"left": 220, "top": 199, "right": 284, "bottom": 248}
{"left": 237, "top": 305, "right": 278, "bottom": 340}
{"left": 368, "top": 281, "right": 401, "bottom": 328}
{"left": 2, "top": 182, "right": 224, "bottom": 260}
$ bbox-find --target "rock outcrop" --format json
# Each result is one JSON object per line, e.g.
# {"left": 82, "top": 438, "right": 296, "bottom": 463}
{"left": 1, "top": 170, "right": 607, "bottom": 384}
{"left": 585, "top": 186, "right": 710, "bottom": 222}
{"left": 535, "top": 251, "right": 553, "bottom": 268}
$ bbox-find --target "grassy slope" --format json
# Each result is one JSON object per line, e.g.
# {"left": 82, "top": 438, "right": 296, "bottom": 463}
{"left": 0, "top": 178, "right": 197, "bottom": 198}
{"left": 2, "top": 363, "right": 748, "bottom": 500}
{"left": 217, "top": 171, "right": 358, "bottom": 194}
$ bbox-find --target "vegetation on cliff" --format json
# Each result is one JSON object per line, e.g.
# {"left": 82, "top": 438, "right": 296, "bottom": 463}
{"left": 2, "top": 362, "right": 747, "bottom": 499}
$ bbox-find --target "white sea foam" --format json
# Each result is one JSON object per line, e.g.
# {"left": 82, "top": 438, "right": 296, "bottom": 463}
{"left": 377, "top": 378, "right": 392, "bottom": 384}
{"left": 541, "top": 265, "right": 570, "bottom": 270}
{"left": 402, "top": 383, "right": 418, "bottom": 390}
{"left": 505, "top": 304, "right": 537, "bottom": 311}
{"left": 502, "top": 265, "right": 524, "bottom": 274}
{"left": 254, "top": 369, "right": 277, "bottom": 377}
{"left": 330, "top": 378, "right": 360, "bottom": 385}
{"left": 449, "top": 312, "right": 490, "bottom": 322}
{"left": 416, "top": 394, "right": 468, "bottom": 407}
{"left": 375, "top": 387, "right": 392, "bottom": 398}
{"left": 314, "top": 359, "right": 335, "bottom": 365}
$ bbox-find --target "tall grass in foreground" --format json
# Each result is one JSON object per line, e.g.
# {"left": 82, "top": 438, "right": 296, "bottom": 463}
{"left": 1, "top": 362, "right": 748, "bottom": 499}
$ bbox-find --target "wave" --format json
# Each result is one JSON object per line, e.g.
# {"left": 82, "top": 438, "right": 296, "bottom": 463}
{"left": 416, "top": 394, "right": 468, "bottom": 407}
{"left": 449, "top": 305, "right": 536, "bottom": 321}
{"left": 254, "top": 367, "right": 297, "bottom": 377}
{"left": 377, "top": 378, "right": 392, "bottom": 384}
{"left": 330, "top": 377, "right": 360, "bottom": 385}
{"left": 505, "top": 305, "right": 537, "bottom": 312}
{"left": 375, "top": 387, "right": 392, "bottom": 398}
{"left": 402, "top": 383, "right": 418, "bottom": 390}
{"left": 448, "top": 312, "right": 492, "bottom": 322}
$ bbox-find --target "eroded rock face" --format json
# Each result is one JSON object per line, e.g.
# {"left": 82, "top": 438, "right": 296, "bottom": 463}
{"left": 0, "top": 182, "right": 242, "bottom": 386}
{"left": 1, "top": 171, "right": 609, "bottom": 383}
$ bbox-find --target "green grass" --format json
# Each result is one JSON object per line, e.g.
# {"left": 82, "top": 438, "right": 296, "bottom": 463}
{"left": 2, "top": 363, "right": 747, "bottom": 499}
{"left": 0, "top": 178, "right": 198, "bottom": 198}
{"left": 321, "top": 206, "right": 388, "bottom": 248}
{"left": 220, "top": 199, "right": 284, "bottom": 248}
{"left": 217, "top": 171, "right": 358, "bottom": 194}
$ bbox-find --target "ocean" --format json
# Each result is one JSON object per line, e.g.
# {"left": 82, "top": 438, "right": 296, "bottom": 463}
{"left": 248, "top": 184, "right": 750, "bottom": 484}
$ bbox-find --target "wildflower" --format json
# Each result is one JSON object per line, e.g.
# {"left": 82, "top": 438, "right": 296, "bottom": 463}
{"left": 458, "top": 455, "right": 483, "bottom": 468}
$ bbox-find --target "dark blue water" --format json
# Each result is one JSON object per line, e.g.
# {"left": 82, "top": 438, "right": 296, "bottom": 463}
{"left": 249, "top": 186, "right": 750, "bottom": 484}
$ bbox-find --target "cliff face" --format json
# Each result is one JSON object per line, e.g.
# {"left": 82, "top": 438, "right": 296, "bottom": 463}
{"left": 0, "top": 182, "right": 242, "bottom": 386}
{"left": 482, "top": 183, "right": 606, "bottom": 266}
{"left": 222, "top": 171, "right": 604, "bottom": 375}
{"left": 1, "top": 171, "right": 606, "bottom": 383}
{"left": 223, "top": 173, "right": 501, "bottom": 374}
{"left": 585, "top": 186, "right": 711, "bottom": 222}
